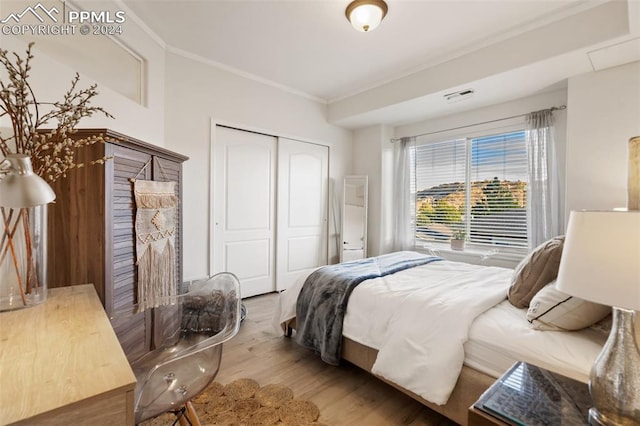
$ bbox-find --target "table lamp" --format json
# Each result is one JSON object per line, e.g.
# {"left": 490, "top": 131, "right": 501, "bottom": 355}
{"left": 0, "top": 154, "right": 56, "bottom": 208}
{"left": 556, "top": 210, "right": 640, "bottom": 425}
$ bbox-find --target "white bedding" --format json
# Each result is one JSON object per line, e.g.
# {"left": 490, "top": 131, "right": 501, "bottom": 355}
{"left": 273, "top": 258, "right": 604, "bottom": 405}
{"left": 365, "top": 260, "right": 510, "bottom": 404}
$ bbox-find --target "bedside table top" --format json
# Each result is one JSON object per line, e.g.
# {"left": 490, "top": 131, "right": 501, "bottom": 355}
{"left": 472, "top": 361, "right": 591, "bottom": 426}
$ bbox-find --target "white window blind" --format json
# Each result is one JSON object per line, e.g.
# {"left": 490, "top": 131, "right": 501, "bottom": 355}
{"left": 412, "top": 130, "right": 528, "bottom": 249}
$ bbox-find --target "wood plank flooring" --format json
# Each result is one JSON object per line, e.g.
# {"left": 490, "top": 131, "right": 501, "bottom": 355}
{"left": 215, "top": 293, "right": 458, "bottom": 426}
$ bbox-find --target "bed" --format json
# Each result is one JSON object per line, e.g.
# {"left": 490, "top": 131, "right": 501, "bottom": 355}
{"left": 273, "top": 251, "right": 607, "bottom": 425}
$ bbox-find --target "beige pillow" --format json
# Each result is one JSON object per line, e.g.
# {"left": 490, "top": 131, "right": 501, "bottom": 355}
{"left": 527, "top": 282, "right": 611, "bottom": 331}
{"left": 508, "top": 235, "right": 564, "bottom": 308}
{"left": 589, "top": 314, "right": 613, "bottom": 337}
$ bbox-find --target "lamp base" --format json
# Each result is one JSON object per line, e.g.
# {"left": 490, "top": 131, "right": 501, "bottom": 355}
{"left": 589, "top": 408, "right": 604, "bottom": 426}
{"left": 589, "top": 407, "right": 639, "bottom": 426}
{"left": 589, "top": 407, "right": 617, "bottom": 426}
{"left": 588, "top": 307, "right": 640, "bottom": 426}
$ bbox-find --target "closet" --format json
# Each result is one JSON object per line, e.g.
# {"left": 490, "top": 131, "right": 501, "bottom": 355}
{"left": 47, "top": 129, "right": 188, "bottom": 361}
{"left": 212, "top": 126, "right": 329, "bottom": 296}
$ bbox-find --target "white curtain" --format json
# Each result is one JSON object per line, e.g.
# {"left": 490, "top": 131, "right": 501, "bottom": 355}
{"left": 526, "top": 109, "right": 561, "bottom": 248}
{"left": 392, "top": 137, "right": 415, "bottom": 251}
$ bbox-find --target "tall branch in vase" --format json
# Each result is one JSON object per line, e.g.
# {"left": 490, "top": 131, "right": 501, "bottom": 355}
{"left": 0, "top": 42, "right": 113, "bottom": 308}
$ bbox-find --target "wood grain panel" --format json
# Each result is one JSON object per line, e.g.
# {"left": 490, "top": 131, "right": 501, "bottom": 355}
{"left": 47, "top": 142, "right": 106, "bottom": 298}
{"left": 111, "top": 311, "right": 151, "bottom": 362}
{"left": 12, "top": 389, "right": 133, "bottom": 426}
{"left": 0, "top": 285, "right": 135, "bottom": 425}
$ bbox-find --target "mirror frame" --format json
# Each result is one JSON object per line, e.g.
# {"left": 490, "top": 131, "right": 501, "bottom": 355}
{"left": 341, "top": 175, "right": 368, "bottom": 263}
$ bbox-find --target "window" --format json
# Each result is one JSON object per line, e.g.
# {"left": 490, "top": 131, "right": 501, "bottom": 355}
{"left": 412, "top": 130, "right": 528, "bottom": 250}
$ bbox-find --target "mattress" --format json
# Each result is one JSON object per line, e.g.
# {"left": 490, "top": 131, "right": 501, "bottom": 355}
{"left": 464, "top": 300, "right": 607, "bottom": 382}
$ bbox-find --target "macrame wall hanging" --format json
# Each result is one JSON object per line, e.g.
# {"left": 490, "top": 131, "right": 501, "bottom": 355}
{"left": 133, "top": 179, "right": 178, "bottom": 311}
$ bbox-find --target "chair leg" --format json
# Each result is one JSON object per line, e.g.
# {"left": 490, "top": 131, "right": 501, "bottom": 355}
{"left": 177, "top": 401, "right": 201, "bottom": 426}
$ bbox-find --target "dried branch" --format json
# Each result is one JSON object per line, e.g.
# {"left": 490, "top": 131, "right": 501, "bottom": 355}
{"left": 0, "top": 42, "right": 114, "bottom": 182}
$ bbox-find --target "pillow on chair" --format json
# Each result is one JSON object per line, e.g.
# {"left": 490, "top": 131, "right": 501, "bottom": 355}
{"left": 508, "top": 235, "right": 564, "bottom": 308}
{"left": 182, "top": 290, "right": 227, "bottom": 335}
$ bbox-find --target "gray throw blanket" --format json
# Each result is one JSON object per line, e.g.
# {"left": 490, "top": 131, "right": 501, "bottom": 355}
{"left": 295, "top": 251, "right": 443, "bottom": 365}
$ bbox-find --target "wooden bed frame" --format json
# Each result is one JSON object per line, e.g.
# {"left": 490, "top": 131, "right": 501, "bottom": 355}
{"left": 285, "top": 320, "right": 496, "bottom": 426}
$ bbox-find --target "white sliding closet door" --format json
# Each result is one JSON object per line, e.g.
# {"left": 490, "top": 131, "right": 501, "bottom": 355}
{"left": 213, "top": 126, "right": 276, "bottom": 297}
{"left": 276, "top": 138, "right": 329, "bottom": 291}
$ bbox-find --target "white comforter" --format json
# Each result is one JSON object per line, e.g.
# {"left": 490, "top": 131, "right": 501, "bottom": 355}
{"left": 274, "top": 258, "right": 512, "bottom": 405}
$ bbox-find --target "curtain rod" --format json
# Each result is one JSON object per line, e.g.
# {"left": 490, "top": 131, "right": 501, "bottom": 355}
{"left": 391, "top": 105, "right": 566, "bottom": 142}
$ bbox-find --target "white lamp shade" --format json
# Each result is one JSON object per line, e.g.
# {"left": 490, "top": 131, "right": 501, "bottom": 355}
{"left": 0, "top": 154, "right": 56, "bottom": 208}
{"left": 346, "top": 0, "right": 388, "bottom": 32}
{"left": 556, "top": 210, "right": 640, "bottom": 311}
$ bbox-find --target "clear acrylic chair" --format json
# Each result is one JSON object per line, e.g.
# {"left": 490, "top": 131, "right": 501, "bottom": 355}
{"left": 112, "top": 272, "right": 241, "bottom": 425}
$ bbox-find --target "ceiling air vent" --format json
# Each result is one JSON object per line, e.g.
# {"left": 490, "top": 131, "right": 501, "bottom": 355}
{"left": 444, "top": 89, "right": 474, "bottom": 103}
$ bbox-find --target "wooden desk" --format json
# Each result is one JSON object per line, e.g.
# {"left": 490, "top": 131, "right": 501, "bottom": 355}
{"left": 0, "top": 285, "right": 136, "bottom": 425}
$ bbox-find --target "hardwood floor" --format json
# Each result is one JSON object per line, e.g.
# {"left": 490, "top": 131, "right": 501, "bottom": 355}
{"left": 215, "top": 293, "right": 457, "bottom": 426}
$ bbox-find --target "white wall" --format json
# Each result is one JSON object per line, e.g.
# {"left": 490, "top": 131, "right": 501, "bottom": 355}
{"left": 566, "top": 61, "right": 640, "bottom": 217}
{"left": 0, "top": 1, "right": 166, "bottom": 145}
{"left": 352, "top": 124, "right": 394, "bottom": 257}
{"left": 163, "top": 51, "right": 352, "bottom": 281}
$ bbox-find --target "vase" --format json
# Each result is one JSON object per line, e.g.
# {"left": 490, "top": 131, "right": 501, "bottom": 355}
{"left": 0, "top": 204, "right": 48, "bottom": 311}
{"left": 450, "top": 239, "right": 465, "bottom": 251}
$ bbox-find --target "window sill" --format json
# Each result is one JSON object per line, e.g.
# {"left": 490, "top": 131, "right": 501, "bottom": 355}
{"left": 416, "top": 243, "right": 525, "bottom": 269}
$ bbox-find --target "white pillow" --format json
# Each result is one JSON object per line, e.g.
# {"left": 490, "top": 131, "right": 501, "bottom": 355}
{"left": 527, "top": 281, "right": 611, "bottom": 331}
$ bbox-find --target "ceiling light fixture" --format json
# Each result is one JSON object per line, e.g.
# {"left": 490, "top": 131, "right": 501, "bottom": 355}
{"left": 345, "top": 0, "right": 388, "bottom": 32}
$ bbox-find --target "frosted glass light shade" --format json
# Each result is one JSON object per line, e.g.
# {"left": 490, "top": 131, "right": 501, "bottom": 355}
{"left": 0, "top": 154, "right": 56, "bottom": 208}
{"left": 345, "top": 0, "right": 388, "bottom": 32}
{"left": 555, "top": 210, "right": 640, "bottom": 310}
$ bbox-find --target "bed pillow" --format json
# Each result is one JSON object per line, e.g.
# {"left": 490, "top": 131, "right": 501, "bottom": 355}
{"left": 527, "top": 282, "right": 611, "bottom": 331}
{"left": 508, "top": 235, "right": 565, "bottom": 308}
{"left": 589, "top": 314, "right": 613, "bottom": 337}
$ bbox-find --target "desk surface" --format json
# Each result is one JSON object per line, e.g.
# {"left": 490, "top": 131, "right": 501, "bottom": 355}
{"left": 0, "top": 284, "right": 136, "bottom": 424}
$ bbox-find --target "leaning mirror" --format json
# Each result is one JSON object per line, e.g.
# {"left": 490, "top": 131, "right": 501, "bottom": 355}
{"left": 341, "top": 175, "right": 368, "bottom": 262}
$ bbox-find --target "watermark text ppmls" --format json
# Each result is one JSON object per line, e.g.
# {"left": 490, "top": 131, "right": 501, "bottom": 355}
{"left": 1, "top": 2, "right": 126, "bottom": 36}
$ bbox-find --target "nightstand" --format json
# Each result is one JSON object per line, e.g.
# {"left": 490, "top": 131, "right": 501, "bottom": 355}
{"left": 468, "top": 362, "right": 591, "bottom": 426}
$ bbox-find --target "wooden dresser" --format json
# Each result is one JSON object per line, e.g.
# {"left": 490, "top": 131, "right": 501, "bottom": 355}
{"left": 0, "top": 285, "right": 136, "bottom": 425}
{"left": 46, "top": 129, "right": 188, "bottom": 361}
